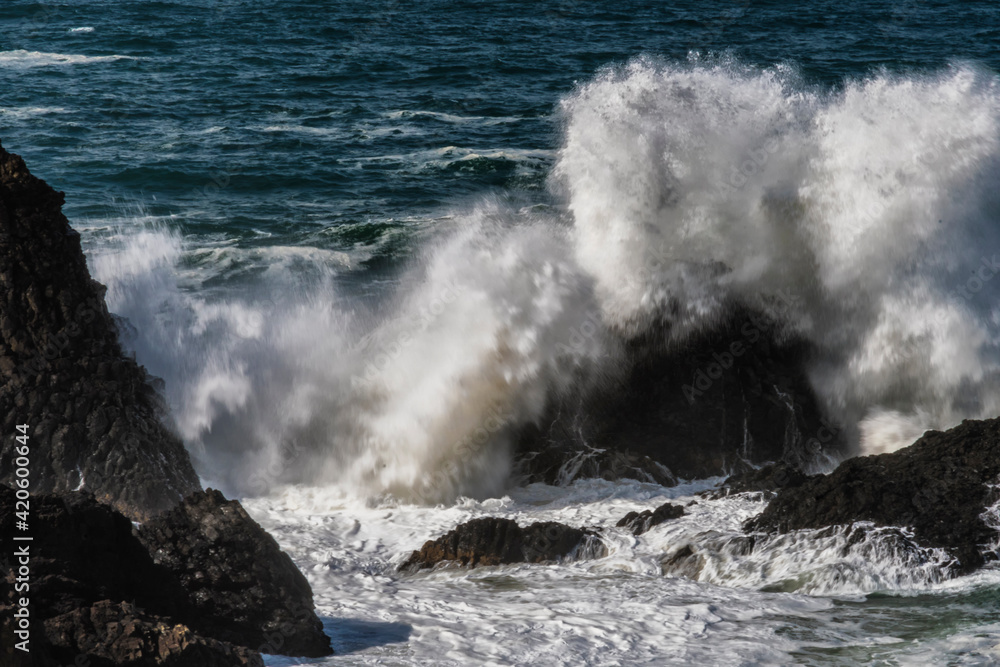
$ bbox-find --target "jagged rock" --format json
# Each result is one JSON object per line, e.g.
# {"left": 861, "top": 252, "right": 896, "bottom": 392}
{"left": 702, "top": 462, "right": 809, "bottom": 500}
{"left": 0, "top": 486, "right": 187, "bottom": 618}
{"left": 616, "top": 502, "right": 685, "bottom": 535}
{"left": 746, "top": 418, "right": 1000, "bottom": 574}
{"left": 516, "top": 307, "right": 836, "bottom": 485}
{"left": 400, "top": 517, "right": 605, "bottom": 570}
{"left": 0, "top": 486, "right": 331, "bottom": 662}
{"left": 0, "top": 140, "right": 200, "bottom": 520}
{"left": 137, "top": 489, "right": 332, "bottom": 658}
{"left": 41, "top": 601, "right": 264, "bottom": 667}
{"left": 0, "top": 487, "right": 262, "bottom": 665}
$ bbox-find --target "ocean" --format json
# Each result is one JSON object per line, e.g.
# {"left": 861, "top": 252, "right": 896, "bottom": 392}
{"left": 5, "top": 0, "right": 1000, "bottom": 664}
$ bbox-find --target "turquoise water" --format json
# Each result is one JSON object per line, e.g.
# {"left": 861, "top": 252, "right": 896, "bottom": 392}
{"left": 7, "top": 2, "right": 1000, "bottom": 665}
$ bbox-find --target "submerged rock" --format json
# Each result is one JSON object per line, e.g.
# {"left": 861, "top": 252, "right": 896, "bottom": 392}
{"left": 137, "top": 489, "right": 332, "bottom": 657}
{"left": 616, "top": 501, "right": 686, "bottom": 535}
{"left": 516, "top": 307, "right": 835, "bottom": 486}
{"left": 747, "top": 418, "right": 1000, "bottom": 574}
{"left": 0, "top": 140, "right": 200, "bottom": 520}
{"left": 401, "top": 517, "right": 605, "bottom": 570}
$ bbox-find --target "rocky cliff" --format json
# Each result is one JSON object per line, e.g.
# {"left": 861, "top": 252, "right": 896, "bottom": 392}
{"left": 0, "top": 140, "right": 200, "bottom": 520}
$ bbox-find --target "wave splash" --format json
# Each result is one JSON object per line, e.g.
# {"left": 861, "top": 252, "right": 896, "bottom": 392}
{"left": 558, "top": 58, "right": 1000, "bottom": 455}
{"left": 93, "top": 58, "right": 1000, "bottom": 500}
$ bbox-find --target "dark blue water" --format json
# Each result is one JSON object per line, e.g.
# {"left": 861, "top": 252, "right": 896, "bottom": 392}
{"left": 3, "top": 0, "right": 999, "bottom": 262}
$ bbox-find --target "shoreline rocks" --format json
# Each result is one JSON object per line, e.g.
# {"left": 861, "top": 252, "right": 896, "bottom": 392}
{"left": 746, "top": 418, "right": 1000, "bottom": 574}
{"left": 515, "top": 306, "right": 837, "bottom": 486}
{"left": 0, "top": 140, "right": 200, "bottom": 521}
{"left": 703, "top": 462, "right": 809, "bottom": 500}
{"left": 138, "top": 489, "right": 332, "bottom": 658}
{"left": 616, "top": 501, "right": 686, "bottom": 536}
{"left": 42, "top": 601, "right": 264, "bottom": 667}
{"left": 401, "top": 517, "right": 605, "bottom": 571}
{"left": 0, "top": 486, "right": 332, "bottom": 665}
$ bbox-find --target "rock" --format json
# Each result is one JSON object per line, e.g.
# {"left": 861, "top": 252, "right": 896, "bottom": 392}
{"left": 516, "top": 446, "right": 676, "bottom": 487}
{"left": 516, "top": 307, "right": 836, "bottom": 485}
{"left": 0, "top": 486, "right": 187, "bottom": 619}
{"left": 702, "top": 462, "right": 808, "bottom": 500}
{"left": 400, "top": 517, "right": 605, "bottom": 570}
{"left": 0, "top": 140, "right": 200, "bottom": 521}
{"left": 616, "top": 502, "right": 685, "bottom": 535}
{"left": 0, "top": 486, "right": 331, "bottom": 662}
{"left": 746, "top": 417, "right": 1000, "bottom": 574}
{"left": 41, "top": 601, "right": 264, "bottom": 667}
{"left": 0, "top": 487, "right": 263, "bottom": 665}
{"left": 137, "top": 489, "right": 332, "bottom": 658}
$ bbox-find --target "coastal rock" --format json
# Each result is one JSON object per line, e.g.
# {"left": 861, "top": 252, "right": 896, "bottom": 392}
{"left": 516, "top": 446, "right": 677, "bottom": 487}
{"left": 41, "top": 601, "right": 264, "bottom": 667}
{"left": 137, "top": 489, "right": 333, "bottom": 657}
{"left": 746, "top": 418, "right": 1000, "bottom": 574}
{"left": 401, "top": 517, "right": 605, "bottom": 570}
{"left": 0, "top": 487, "right": 262, "bottom": 665}
{"left": 0, "top": 140, "right": 200, "bottom": 521}
{"left": 702, "top": 462, "right": 809, "bottom": 500}
{"left": 616, "top": 502, "right": 685, "bottom": 535}
{"left": 0, "top": 486, "right": 186, "bottom": 618}
{"left": 516, "top": 307, "right": 835, "bottom": 485}
{"left": 0, "top": 486, "right": 331, "bottom": 662}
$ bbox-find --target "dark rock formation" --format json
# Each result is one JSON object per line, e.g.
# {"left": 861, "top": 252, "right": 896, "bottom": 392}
{"left": 42, "top": 601, "right": 264, "bottom": 667}
{"left": 747, "top": 418, "right": 1000, "bottom": 574}
{"left": 137, "top": 489, "right": 332, "bottom": 658}
{"left": 516, "top": 307, "right": 836, "bottom": 486}
{"left": 0, "top": 486, "right": 261, "bottom": 666}
{"left": 0, "top": 486, "right": 332, "bottom": 663}
{"left": 0, "top": 140, "right": 200, "bottom": 521}
{"left": 401, "top": 517, "right": 605, "bottom": 570}
{"left": 616, "top": 502, "right": 685, "bottom": 535}
{"left": 516, "top": 446, "right": 676, "bottom": 487}
{"left": 0, "top": 486, "right": 186, "bottom": 619}
{"left": 702, "top": 462, "right": 808, "bottom": 500}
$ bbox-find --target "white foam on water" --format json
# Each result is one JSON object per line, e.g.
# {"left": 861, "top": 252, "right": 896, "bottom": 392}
{"left": 383, "top": 109, "right": 525, "bottom": 125}
{"left": 0, "top": 49, "right": 132, "bottom": 67}
{"left": 0, "top": 106, "right": 69, "bottom": 119}
{"left": 242, "top": 480, "right": 999, "bottom": 666}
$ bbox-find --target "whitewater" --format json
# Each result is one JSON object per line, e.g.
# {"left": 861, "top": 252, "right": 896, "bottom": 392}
{"left": 61, "top": 59, "right": 1000, "bottom": 664}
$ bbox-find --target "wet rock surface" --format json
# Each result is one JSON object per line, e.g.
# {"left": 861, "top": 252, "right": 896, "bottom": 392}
{"left": 516, "top": 307, "right": 836, "bottom": 486}
{"left": 0, "top": 141, "right": 200, "bottom": 521}
{"left": 0, "top": 487, "right": 186, "bottom": 619}
{"left": 747, "top": 418, "right": 1000, "bottom": 574}
{"left": 137, "top": 489, "right": 332, "bottom": 658}
{"left": 616, "top": 501, "right": 686, "bottom": 535}
{"left": 41, "top": 601, "right": 265, "bottom": 667}
{"left": 0, "top": 486, "right": 332, "bottom": 664}
{"left": 401, "top": 517, "right": 605, "bottom": 570}
{"left": 703, "top": 462, "right": 809, "bottom": 500}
